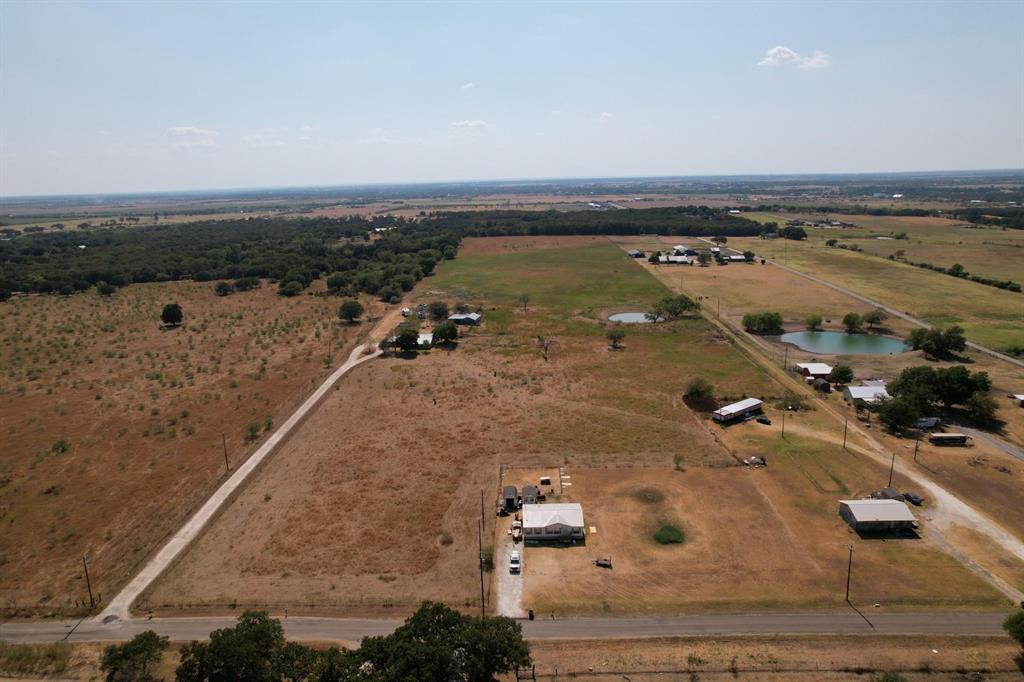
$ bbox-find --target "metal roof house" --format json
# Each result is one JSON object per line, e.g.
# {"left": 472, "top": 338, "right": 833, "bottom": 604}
{"left": 448, "top": 312, "right": 482, "bottom": 325}
{"left": 795, "top": 362, "right": 833, "bottom": 378}
{"left": 712, "top": 397, "right": 764, "bottom": 423}
{"left": 842, "top": 384, "right": 890, "bottom": 404}
{"left": 523, "top": 503, "right": 585, "bottom": 543}
{"left": 522, "top": 485, "right": 539, "bottom": 505}
{"left": 839, "top": 499, "right": 915, "bottom": 533}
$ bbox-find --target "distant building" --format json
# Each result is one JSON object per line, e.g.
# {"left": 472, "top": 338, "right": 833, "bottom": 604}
{"left": 523, "top": 503, "right": 585, "bottom": 543}
{"left": 839, "top": 499, "right": 915, "bottom": 533}
{"left": 712, "top": 397, "right": 764, "bottom": 423}
{"left": 842, "top": 383, "right": 890, "bottom": 405}
{"left": 795, "top": 362, "right": 833, "bottom": 379}
{"left": 448, "top": 312, "right": 482, "bottom": 325}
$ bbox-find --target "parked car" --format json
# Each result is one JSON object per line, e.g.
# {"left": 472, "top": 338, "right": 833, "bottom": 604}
{"left": 756, "top": 415, "right": 772, "bottom": 425}
{"left": 903, "top": 492, "right": 924, "bottom": 506}
{"left": 509, "top": 550, "right": 522, "bottom": 574}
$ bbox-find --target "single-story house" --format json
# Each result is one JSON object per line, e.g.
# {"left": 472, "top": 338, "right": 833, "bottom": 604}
{"left": 839, "top": 499, "right": 915, "bottom": 533}
{"left": 448, "top": 312, "right": 482, "bottom": 325}
{"left": 657, "top": 255, "right": 695, "bottom": 265}
{"left": 502, "top": 485, "right": 518, "bottom": 512}
{"left": 523, "top": 503, "right": 585, "bottom": 543}
{"left": 842, "top": 383, "right": 890, "bottom": 405}
{"left": 712, "top": 397, "right": 764, "bottom": 423}
{"left": 522, "top": 485, "right": 539, "bottom": 505}
{"left": 387, "top": 332, "right": 434, "bottom": 349}
{"left": 795, "top": 362, "right": 833, "bottom": 379}
{"left": 627, "top": 249, "right": 645, "bottom": 258}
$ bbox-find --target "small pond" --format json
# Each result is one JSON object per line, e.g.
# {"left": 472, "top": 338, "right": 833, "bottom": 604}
{"left": 779, "top": 330, "right": 908, "bottom": 355}
{"left": 608, "top": 311, "right": 652, "bottom": 324}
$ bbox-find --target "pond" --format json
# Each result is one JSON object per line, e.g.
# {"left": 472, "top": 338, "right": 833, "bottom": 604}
{"left": 608, "top": 311, "right": 652, "bottom": 324}
{"left": 779, "top": 330, "right": 909, "bottom": 355}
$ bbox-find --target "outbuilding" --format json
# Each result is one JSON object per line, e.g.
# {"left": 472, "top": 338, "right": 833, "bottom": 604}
{"left": 712, "top": 397, "right": 764, "bottom": 423}
{"left": 522, "top": 485, "right": 539, "bottom": 505}
{"left": 448, "top": 312, "right": 482, "bottom": 325}
{"left": 795, "top": 362, "right": 833, "bottom": 379}
{"left": 523, "top": 503, "right": 585, "bottom": 543}
{"left": 502, "top": 486, "right": 518, "bottom": 512}
{"left": 812, "top": 378, "right": 832, "bottom": 393}
{"left": 842, "top": 384, "right": 890, "bottom": 405}
{"left": 839, "top": 499, "right": 915, "bottom": 533}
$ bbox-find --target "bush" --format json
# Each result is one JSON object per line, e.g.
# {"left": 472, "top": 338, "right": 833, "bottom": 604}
{"left": 96, "top": 281, "right": 116, "bottom": 296}
{"left": 0, "top": 642, "right": 71, "bottom": 675}
{"left": 233, "top": 276, "right": 260, "bottom": 292}
{"left": 213, "top": 282, "right": 234, "bottom": 296}
{"left": 742, "top": 311, "right": 783, "bottom": 335}
{"left": 101, "top": 630, "right": 168, "bottom": 681}
{"left": 278, "top": 281, "right": 304, "bottom": 297}
{"left": 161, "top": 303, "right": 183, "bottom": 326}
{"left": 1004, "top": 610, "right": 1024, "bottom": 647}
{"left": 683, "top": 378, "right": 716, "bottom": 411}
{"left": 842, "top": 312, "right": 863, "bottom": 333}
{"left": 428, "top": 301, "right": 449, "bottom": 321}
{"left": 804, "top": 314, "right": 823, "bottom": 331}
{"left": 653, "top": 524, "right": 684, "bottom": 545}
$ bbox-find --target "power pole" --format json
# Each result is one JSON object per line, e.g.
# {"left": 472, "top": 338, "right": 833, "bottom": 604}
{"left": 781, "top": 411, "right": 786, "bottom": 438}
{"left": 477, "top": 519, "right": 485, "bottom": 618}
{"left": 844, "top": 545, "right": 853, "bottom": 602}
{"left": 480, "top": 490, "right": 485, "bottom": 531}
{"left": 783, "top": 346, "right": 788, "bottom": 370}
{"left": 887, "top": 451, "right": 896, "bottom": 488}
{"left": 914, "top": 435, "right": 921, "bottom": 463}
{"left": 82, "top": 555, "right": 95, "bottom": 608}
{"left": 222, "top": 433, "right": 229, "bottom": 473}
{"left": 843, "top": 418, "right": 848, "bottom": 450}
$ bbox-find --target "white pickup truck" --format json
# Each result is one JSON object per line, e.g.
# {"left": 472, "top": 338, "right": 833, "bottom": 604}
{"left": 509, "top": 550, "right": 522, "bottom": 574}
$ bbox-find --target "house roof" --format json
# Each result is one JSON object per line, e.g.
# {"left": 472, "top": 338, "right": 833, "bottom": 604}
{"left": 796, "top": 362, "right": 833, "bottom": 375}
{"left": 844, "top": 385, "right": 890, "bottom": 402}
{"left": 418, "top": 333, "right": 433, "bottom": 345}
{"left": 841, "top": 499, "right": 915, "bottom": 523}
{"left": 522, "top": 503, "right": 584, "bottom": 529}
{"left": 713, "top": 397, "right": 763, "bottom": 418}
{"left": 448, "top": 312, "right": 482, "bottom": 322}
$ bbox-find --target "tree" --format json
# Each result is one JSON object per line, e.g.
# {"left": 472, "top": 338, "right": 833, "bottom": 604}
{"left": 428, "top": 301, "right": 449, "bottom": 321}
{"left": 742, "top": 311, "right": 784, "bottom": 335}
{"left": 433, "top": 320, "right": 459, "bottom": 344}
{"left": 161, "top": 303, "right": 183, "bottom": 327}
{"left": 338, "top": 299, "right": 364, "bottom": 323}
{"left": 395, "top": 328, "right": 420, "bottom": 353}
{"left": 278, "top": 281, "right": 303, "bottom": 297}
{"left": 906, "top": 325, "right": 967, "bottom": 358}
{"left": 697, "top": 252, "right": 711, "bottom": 266}
{"left": 683, "top": 377, "right": 715, "bottom": 409}
{"left": 742, "top": 250, "right": 755, "bottom": 263}
{"left": 96, "top": 281, "right": 117, "bottom": 297}
{"left": 842, "top": 312, "right": 863, "bottom": 334}
{"left": 0, "top": 289, "right": 10, "bottom": 302}
{"left": 648, "top": 294, "right": 700, "bottom": 321}
{"left": 828, "top": 365, "right": 854, "bottom": 385}
{"left": 804, "top": 314, "right": 823, "bottom": 331}
{"left": 933, "top": 366, "right": 983, "bottom": 407}
{"left": 176, "top": 611, "right": 295, "bottom": 682}
{"left": 1004, "top": 610, "right": 1024, "bottom": 649}
{"left": 781, "top": 226, "right": 807, "bottom": 240}
{"left": 350, "top": 602, "right": 531, "bottom": 682}
{"left": 101, "top": 630, "right": 168, "bottom": 681}
{"left": 214, "top": 282, "right": 234, "bottom": 297}
{"left": 710, "top": 236, "right": 728, "bottom": 244}
{"left": 825, "top": 239, "right": 838, "bottom": 247}
{"left": 518, "top": 293, "right": 530, "bottom": 311}
{"left": 966, "top": 392, "right": 998, "bottom": 427}
{"left": 877, "top": 396, "right": 921, "bottom": 433}
{"left": 863, "top": 308, "right": 888, "bottom": 329}
{"left": 607, "top": 328, "right": 625, "bottom": 350}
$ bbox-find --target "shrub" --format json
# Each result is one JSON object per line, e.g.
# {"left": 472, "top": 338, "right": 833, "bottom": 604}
{"left": 653, "top": 524, "right": 684, "bottom": 545}
{"left": 428, "top": 301, "right": 450, "bottom": 321}
{"left": 214, "top": 282, "right": 234, "bottom": 296}
{"left": 742, "top": 311, "right": 783, "bottom": 335}
{"left": 101, "top": 630, "right": 168, "bottom": 681}
{"left": 278, "top": 281, "right": 303, "bottom": 297}
{"left": 161, "top": 303, "right": 183, "bottom": 326}
{"left": 1004, "top": 610, "right": 1024, "bottom": 648}
{"left": 339, "top": 299, "right": 364, "bottom": 322}
{"left": 842, "top": 312, "right": 863, "bottom": 333}
{"left": 804, "top": 314, "right": 823, "bottom": 331}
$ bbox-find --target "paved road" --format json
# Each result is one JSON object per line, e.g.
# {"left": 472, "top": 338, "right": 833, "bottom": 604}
{"left": 0, "top": 612, "right": 1011, "bottom": 645}
{"left": 99, "top": 344, "right": 382, "bottom": 622}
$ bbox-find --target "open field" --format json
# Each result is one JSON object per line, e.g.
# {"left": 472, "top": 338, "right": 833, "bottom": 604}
{"left": 0, "top": 281, "right": 374, "bottom": 614}
{"left": 145, "top": 240, "right": 796, "bottom": 615}
{"left": 727, "top": 235, "right": 1024, "bottom": 352}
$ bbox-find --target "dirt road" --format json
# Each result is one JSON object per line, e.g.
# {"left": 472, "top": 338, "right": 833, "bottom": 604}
{"left": 99, "top": 343, "right": 381, "bottom": 621}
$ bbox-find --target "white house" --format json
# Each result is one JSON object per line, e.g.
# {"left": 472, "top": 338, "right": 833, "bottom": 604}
{"left": 795, "top": 362, "right": 833, "bottom": 379}
{"left": 522, "top": 503, "right": 585, "bottom": 543}
{"left": 712, "top": 397, "right": 764, "bottom": 423}
{"left": 842, "top": 383, "right": 890, "bottom": 404}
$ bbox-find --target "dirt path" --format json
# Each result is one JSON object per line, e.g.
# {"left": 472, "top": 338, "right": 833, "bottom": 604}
{"left": 99, "top": 342, "right": 382, "bottom": 621}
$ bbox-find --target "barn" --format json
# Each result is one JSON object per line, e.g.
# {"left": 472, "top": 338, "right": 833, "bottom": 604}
{"left": 523, "top": 503, "right": 585, "bottom": 543}
{"left": 712, "top": 397, "right": 764, "bottom": 423}
{"left": 839, "top": 499, "right": 915, "bottom": 533}
{"left": 795, "top": 362, "right": 833, "bottom": 379}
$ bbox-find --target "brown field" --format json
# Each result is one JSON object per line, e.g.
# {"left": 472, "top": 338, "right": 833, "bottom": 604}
{"left": 0, "top": 281, "right": 377, "bottom": 614}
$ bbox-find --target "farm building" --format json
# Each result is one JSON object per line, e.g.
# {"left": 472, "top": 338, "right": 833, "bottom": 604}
{"left": 795, "top": 362, "right": 833, "bottom": 379}
{"left": 448, "top": 312, "right": 482, "bottom": 325}
{"left": 929, "top": 433, "right": 970, "bottom": 446}
{"left": 657, "top": 255, "right": 695, "bottom": 264}
{"left": 839, "top": 499, "right": 915, "bottom": 533}
{"left": 842, "top": 383, "right": 890, "bottom": 404}
{"left": 712, "top": 397, "right": 764, "bottom": 423}
{"left": 523, "top": 503, "right": 585, "bottom": 543}
{"left": 502, "top": 486, "right": 518, "bottom": 512}
{"left": 812, "top": 378, "right": 832, "bottom": 393}
{"left": 522, "top": 485, "right": 540, "bottom": 505}
{"left": 727, "top": 254, "right": 747, "bottom": 262}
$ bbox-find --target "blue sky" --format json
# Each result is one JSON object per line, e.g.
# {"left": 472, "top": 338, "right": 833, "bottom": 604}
{"left": 1, "top": 0, "right": 1022, "bottom": 196}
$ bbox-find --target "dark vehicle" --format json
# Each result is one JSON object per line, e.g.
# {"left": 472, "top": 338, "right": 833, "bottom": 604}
{"left": 594, "top": 558, "right": 613, "bottom": 569}
{"left": 903, "top": 492, "right": 924, "bottom": 506}
{"left": 756, "top": 415, "right": 772, "bottom": 425}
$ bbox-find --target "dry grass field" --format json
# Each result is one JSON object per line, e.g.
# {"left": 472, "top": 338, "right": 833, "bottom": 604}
{"left": 0, "top": 281, "right": 374, "bottom": 615}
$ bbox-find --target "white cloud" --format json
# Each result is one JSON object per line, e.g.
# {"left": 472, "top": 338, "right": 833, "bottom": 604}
{"left": 758, "top": 46, "right": 830, "bottom": 70}
{"left": 593, "top": 112, "right": 615, "bottom": 122}
{"left": 451, "top": 119, "right": 492, "bottom": 128}
{"left": 165, "top": 126, "right": 220, "bottom": 149}
{"left": 461, "top": 82, "right": 475, "bottom": 90}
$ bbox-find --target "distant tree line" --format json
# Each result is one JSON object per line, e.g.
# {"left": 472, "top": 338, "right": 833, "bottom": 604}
{"left": 896, "top": 259, "right": 1020, "bottom": 293}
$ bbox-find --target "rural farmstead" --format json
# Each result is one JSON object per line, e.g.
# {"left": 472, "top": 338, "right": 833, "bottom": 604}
{"left": 712, "top": 397, "right": 764, "bottom": 423}
{"left": 523, "top": 503, "right": 585, "bottom": 543}
{"left": 795, "top": 362, "right": 833, "bottom": 379}
{"left": 838, "top": 499, "right": 916, "bottom": 533}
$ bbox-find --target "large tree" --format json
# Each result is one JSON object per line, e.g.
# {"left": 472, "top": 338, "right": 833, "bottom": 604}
{"left": 102, "top": 630, "right": 168, "bottom": 682}
{"left": 395, "top": 328, "right": 421, "bottom": 353}
{"left": 428, "top": 301, "right": 449, "bottom": 321}
{"left": 338, "top": 299, "right": 365, "bottom": 323}
{"left": 161, "top": 303, "right": 183, "bottom": 327}
{"left": 842, "top": 312, "right": 863, "bottom": 334}
{"left": 432, "top": 320, "right": 459, "bottom": 344}
{"left": 647, "top": 294, "right": 700, "bottom": 321}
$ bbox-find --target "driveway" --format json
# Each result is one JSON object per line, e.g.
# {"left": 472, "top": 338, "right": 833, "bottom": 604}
{"left": 493, "top": 521, "right": 525, "bottom": 617}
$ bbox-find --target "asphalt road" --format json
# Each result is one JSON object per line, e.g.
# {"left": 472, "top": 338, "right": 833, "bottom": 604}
{"left": 0, "top": 612, "right": 1011, "bottom": 645}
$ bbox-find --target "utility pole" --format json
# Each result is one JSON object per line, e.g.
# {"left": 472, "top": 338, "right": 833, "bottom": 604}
{"left": 477, "top": 519, "right": 485, "bottom": 618}
{"left": 914, "top": 434, "right": 921, "bottom": 463}
{"left": 844, "top": 545, "right": 853, "bottom": 602}
{"left": 82, "top": 555, "right": 95, "bottom": 608}
{"left": 887, "top": 451, "right": 896, "bottom": 488}
{"left": 222, "top": 433, "right": 229, "bottom": 473}
{"left": 783, "top": 346, "right": 788, "bottom": 370}
{"left": 843, "top": 418, "right": 848, "bottom": 450}
{"left": 781, "top": 411, "right": 786, "bottom": 438}
{"left": 480, "top": 490, "right": 485, "bottom": 531}
{"left": 717, "top": 298, "right": 721, "bottom": 319}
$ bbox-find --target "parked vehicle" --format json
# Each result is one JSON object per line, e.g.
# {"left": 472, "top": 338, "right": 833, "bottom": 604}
{"left": 509, "top": 550, "right": 522, "bottom": 574}
{"left": 511, "top": 520, "right": 523, "bottom": 542}
{"left": 756, "top": 416, "right": 772, "bottom": 425}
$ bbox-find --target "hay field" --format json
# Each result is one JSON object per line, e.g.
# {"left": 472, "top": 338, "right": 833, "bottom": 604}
{"left": 148, "top": 240, "right": 784, "bottom": 614}
{"left": 0, "top": 282, "right": 370, "bottom": 615}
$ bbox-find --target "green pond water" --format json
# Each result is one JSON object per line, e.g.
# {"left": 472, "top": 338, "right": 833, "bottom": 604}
{"left": 779, "top": 330, "right": 909, "bottom": 355}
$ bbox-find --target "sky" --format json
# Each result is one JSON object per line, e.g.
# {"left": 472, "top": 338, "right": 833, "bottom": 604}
{"left": 1, "top": 0, "right": 1022, "bottom": 196}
